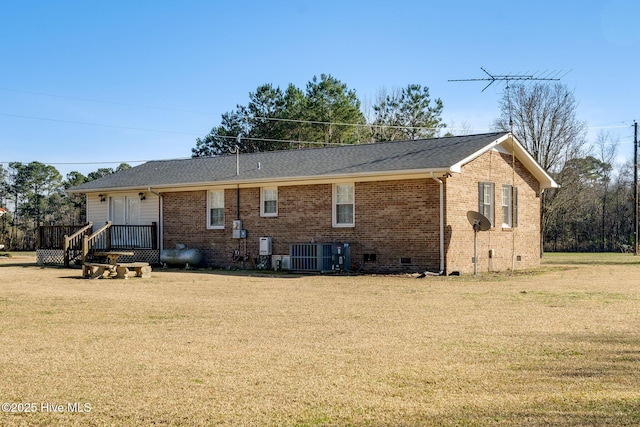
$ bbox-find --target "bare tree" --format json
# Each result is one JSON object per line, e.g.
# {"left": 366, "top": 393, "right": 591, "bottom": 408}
{"left": 494, "top": 83, "right": 588, "bottom": 256}
{"left": 445, "top": 120, "right": 474, "bottom": 136}
{"left": 494, "top": 83, "right": 587, "bottom": 172}
{"left": 596, "top": 131, "right": 617, "bottom": 250}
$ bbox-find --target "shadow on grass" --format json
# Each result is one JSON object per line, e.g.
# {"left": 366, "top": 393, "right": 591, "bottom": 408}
{"left": 0, "top": 262, "right": 39, "bottom": 268}
{"left": 158, "top": 268, "right": 311, "bottom": 279}
{"left": 418, "top": 401, "right": 640, "bottom": 427}
{"left": 425, "top": 332, "right": 640, "bottom": 426}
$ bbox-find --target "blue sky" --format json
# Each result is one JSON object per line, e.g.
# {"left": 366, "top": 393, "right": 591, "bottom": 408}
{"left": 0, "top": 0, "right": 638, "bottom": 178}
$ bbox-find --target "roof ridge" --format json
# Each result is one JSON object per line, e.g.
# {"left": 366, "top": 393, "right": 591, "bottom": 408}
{"left": 68, "top": 132, "right": 519, "bottom": 192}
{"left": 151, "top": 132, "right": 507, "bottom": 163}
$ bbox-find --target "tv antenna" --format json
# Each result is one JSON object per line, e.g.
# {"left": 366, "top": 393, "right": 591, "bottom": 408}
{"left": 449, "top": 67, "right": 566, "bottom": 92}
{"left": 449, "top": 67, "right": 568, "bottom": 128}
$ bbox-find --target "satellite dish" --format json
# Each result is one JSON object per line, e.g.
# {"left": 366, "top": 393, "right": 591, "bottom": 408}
{"left": 467, "top": 211, "right": 491, "bottom": 232}
{"left": 467, "top": 211, "right": 491, "bottom": 275}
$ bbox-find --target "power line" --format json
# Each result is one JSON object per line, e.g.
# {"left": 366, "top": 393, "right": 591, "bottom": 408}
{"left": 0, "top": 86, "right": 216, "bottom": 116}
{"left": 0, "top": 112, "right": 203, "bottom": 136}
{"left": 0, "top": 109, "right": 449, "bottom": 133}
{"left": 1, "top": 108, "right": 631, "bottom": 137}
{"left": 247, "top": 115, "right": 444, "bottom": 131}
{"left": 0, "top": 85, "right": 447, "bottom": 131}
{"left": 2, "top": 85, "right": 634, "bottom": 148}
{"left": 0, "top": 135, "right": 346, "bottom": 167}
{"left": 202, "top": 134, "right": 342, "bottom": 146}
{"left": 0, "top": 159, "right": 160, "bottom": 166}
{"left": 2, "top": 132, "right": 637, "bottom": 169}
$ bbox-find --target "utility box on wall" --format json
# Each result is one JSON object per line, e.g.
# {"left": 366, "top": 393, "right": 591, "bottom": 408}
{"left": 259, "top": 237, "right": 272, "bottom": 256}
{"left": 232, "top": 220, "right": 246, "bottom": 239}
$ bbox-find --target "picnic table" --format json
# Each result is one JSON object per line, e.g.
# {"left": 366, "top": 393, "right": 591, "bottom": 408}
{"left": 83, "top": 251, "right": 151, "bottom": 279}
{"left": 94, "top": 251, "right": 134, "bottom": 264}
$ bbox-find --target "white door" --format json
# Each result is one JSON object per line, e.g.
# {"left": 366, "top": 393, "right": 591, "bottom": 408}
{"left": 110, "top": 197, "right": 126, "bottom": 224}
{"left": 109, "top": 196, "right": 140, "bottom": 225}
{"left": 109, "top": 196, "right": 141, "bottom": 247}
{"left": 127, "top": 197, "right": 141, "bottom": 225}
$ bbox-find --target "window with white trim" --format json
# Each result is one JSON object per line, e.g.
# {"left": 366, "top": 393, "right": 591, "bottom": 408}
{"left": 502, "top": 185, "right": 512, "bottom": 228}
{"left": 333, "top": 183, "right": 354, "bottom": 227}
{"left": 501, "top": 185, "right": 519, "bottom": 228}
{"left": 513, "top": 187, "right": 519, "bottom": 227}
{"left": 478, "top": 182, "right": 494, "bottom": 227}
{"left": 261, "top": 187, "right": 278, "bottom": 217}
{"left": 207, "top": 190, "right": 224, "bottom": 229}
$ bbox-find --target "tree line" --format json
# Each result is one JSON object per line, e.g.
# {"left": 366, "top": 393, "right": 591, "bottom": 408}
{"left": 493, "top": 83, "right": 636, "bottom": 253}
{"left": 1, "top": 74, "right": 637, "bottom": 253}
{"left": 191, "top": 74, "right": 446, "bottom": 156}
{"left": 0, "top": 163, "right": 130, "bottom": 250}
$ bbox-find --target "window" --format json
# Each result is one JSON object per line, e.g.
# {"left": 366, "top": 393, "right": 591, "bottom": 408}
{"left": 501, "top": 185, "right": 519, "bottom": 228}
{"left": 478, "top": 182, "right": 494, "bottom": 227}
{"left": 207, "top": 190, "right": 224, "bottom": 229}
{"left": 333, "top": 183, "right": 354, "bottom": 227}
{"left": 261, "top": 187, "right": 278, "bottom": 217}
{"left": 502, "top": 185, "right": 512, "bottom": 228}
{"left": 109, "top": 196, "right": 140, "bottom": 225}
{"left": 513, "top": 187, "right": 519, "bottom": 227}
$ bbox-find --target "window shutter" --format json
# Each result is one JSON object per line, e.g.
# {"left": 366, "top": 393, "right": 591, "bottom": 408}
{"left": 489, "top": 183, "right": 495, "bottom": 227}
{"left": 513, "top": 187, "right": 519, "bottom": 228}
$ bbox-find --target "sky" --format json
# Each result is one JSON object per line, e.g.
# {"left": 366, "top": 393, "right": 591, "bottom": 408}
{"left": 0, "top": 0, "right": 638, "bottom": 179}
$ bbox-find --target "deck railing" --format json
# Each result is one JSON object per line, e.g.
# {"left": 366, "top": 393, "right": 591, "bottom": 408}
{"left": 82, "top": 221, "right": 112, "bottom": 265}
{"left": 38, "top": 225, "right": 88, "bottom": 250}
{"left": 81, "top": 222, "right": 158, "bottom": 264}
{"left": 63, "top": 222, "right": 93, "bottom": 267}
{"left": 110, "top": 224, "right": 158, "bottom": 250}
{"left": 38, "top": 222, "right": 158, "bottom": 266}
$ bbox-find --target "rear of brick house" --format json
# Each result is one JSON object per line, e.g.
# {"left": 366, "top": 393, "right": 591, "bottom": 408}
{"left": 68, "top": 132, "right": 557, "bottom": 275}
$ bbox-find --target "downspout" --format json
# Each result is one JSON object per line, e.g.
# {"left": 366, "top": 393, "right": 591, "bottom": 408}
{"left": 430, "top": 173, "right": 445, "bottom": 275}
{"left": 148, "top": 187, "right": 163, "bottom": 253}
{"left": 236, "top": 184, "right": 240, "bottom": 220}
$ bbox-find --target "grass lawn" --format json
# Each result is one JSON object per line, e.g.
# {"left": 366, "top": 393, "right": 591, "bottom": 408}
{"left": 542, "top": 252, "right": 640, "bottom": 265}
{"left": 0, "top": 252, "right": 639, "bottom": 426}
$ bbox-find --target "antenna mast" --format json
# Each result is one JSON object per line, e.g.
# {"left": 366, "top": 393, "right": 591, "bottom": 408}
{"left": 449, "top": 67, "right": 563, "bottom": 92}
{"left": 634, "top": 120, "right": 638, "bottom": 256}
{"left": 450, "top": 67, "right": 566, "bottom": 267}
{"left": 449, "top": 67, "right": 566, "bottom": 130}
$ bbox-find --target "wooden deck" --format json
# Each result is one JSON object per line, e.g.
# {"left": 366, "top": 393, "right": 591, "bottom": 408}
{"left": 37, "top": 222, "right": 158, "bottom": 267}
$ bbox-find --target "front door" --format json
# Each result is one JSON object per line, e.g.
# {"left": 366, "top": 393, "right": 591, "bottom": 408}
{"left": 110, "top": 196, "right": 140, "bottom": 225}
{"left": 109, "top": 196, "right": 141, "bottom": 248}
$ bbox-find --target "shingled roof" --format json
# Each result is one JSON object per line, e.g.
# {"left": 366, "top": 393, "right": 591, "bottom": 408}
{"left": 68, "top": 132, "right": 557, "bottom": 192}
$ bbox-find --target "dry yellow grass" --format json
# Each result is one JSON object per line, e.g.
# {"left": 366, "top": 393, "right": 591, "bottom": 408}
{"left": 0, "top": 253, "right": 639, "bottom": 426}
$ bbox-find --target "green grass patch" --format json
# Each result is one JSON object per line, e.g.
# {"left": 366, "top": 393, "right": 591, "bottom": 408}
{"left": 542, "top": 252, "right": 640, "bottom": 265}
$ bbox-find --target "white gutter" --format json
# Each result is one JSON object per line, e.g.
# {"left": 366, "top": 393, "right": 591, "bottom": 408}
{"left": 148, "top": 187, "right": 163, "bottom": 253}
{"left": 65, "top": 168, "right": 456, "bottom": 194}
{"left": 430, "top": 173, "right": 445, "bottom": 275}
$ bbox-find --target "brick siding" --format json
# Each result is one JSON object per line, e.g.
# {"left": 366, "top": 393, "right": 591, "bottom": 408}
{"left": 162, "top": 149, "right": 542, "bottom": 274}
{"left": 445, "top": 149, "right": 541, "bottom": 274}
{"left": 163, "top": 179, "right": 441, "bottom": 273}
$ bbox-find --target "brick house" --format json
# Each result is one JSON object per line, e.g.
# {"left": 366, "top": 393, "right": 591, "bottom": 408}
{"left": 68, "top": 132, "right": 557, "bottom": 274}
